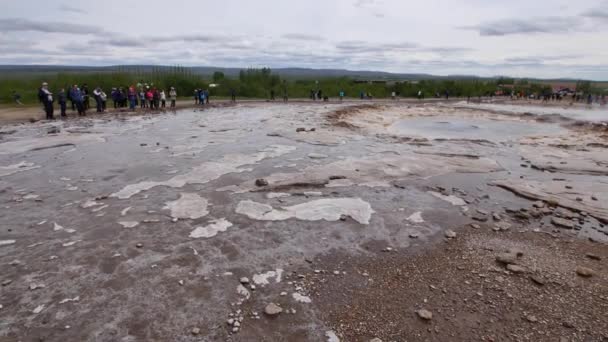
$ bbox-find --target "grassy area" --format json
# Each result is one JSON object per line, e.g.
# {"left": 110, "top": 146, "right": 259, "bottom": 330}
{"left": 0, "top": 68, "right": 562, "bottom": 105}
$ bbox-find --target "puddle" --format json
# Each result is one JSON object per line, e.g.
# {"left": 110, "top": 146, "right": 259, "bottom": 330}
{"left": 455, "top": 102, "right": 608, "bottom": 122}
{"left": 389, "top": 117, "right": 563, "bottom": 141}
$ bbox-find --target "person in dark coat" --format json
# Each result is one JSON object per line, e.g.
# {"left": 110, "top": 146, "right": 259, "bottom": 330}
{"left": 58, "top": 88, "right": 67, "bottom": 118}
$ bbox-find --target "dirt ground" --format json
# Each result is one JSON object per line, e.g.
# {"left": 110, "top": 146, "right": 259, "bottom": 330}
{"left": 0, "top": 99, "right": 607, "bottom": 342}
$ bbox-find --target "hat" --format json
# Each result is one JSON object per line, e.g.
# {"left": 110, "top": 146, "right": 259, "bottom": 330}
{"left": 42, "top": 82, "right": 48, "bottom": 86}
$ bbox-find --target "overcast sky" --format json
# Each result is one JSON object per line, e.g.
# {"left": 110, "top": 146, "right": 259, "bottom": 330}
{"left": 1, "top": 0, "right": 607, "bottom": 79}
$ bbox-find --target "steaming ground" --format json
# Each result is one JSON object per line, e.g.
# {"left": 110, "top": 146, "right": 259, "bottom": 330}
{"left": 0, "top": 101, "right": 607, "bottom": 341}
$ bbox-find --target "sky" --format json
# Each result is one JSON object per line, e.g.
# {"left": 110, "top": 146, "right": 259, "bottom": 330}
{"left": 1, "top": 0, "right": 608, "bottom": 79}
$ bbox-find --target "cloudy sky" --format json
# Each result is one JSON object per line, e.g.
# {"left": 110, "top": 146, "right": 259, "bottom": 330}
{"left": 1, "top": 0, "right": 607, "bottom": 79}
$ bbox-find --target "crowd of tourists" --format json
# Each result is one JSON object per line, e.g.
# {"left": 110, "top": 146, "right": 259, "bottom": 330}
{"left": 37, "top": 82, "right": 178, "bottom": 120}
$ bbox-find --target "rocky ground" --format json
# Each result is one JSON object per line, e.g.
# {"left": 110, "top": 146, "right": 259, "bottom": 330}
{"left": 0, "top": 100, "right": 606, "bottom": 342}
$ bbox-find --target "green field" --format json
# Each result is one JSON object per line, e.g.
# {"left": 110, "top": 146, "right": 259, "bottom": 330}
{"left": 0, "top": 67, "right": 596, "bottom": 105}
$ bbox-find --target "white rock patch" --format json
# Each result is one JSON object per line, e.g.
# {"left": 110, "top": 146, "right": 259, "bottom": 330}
{"left": 189, "top": 219, "right": 233, "bottom": 239}
{"left": 236, "top": 198, "right": 374, "bottom": 225}
{"left": 164, "top": 193, "right": 209, "bottom": 220}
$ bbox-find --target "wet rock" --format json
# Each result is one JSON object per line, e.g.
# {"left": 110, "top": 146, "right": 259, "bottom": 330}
{"left": 551, "top": 217, "right": 575, "bottom": 229}
{"left": 506, "top": 264, "right": 526, "bottom": 274}
{"left": 472, "top": 215, "right": 489, "bottom": 222}
{"left": 444, "top": 230, "right": 456, "bottom": 239}
{"left": 575, "top": 267, "right": 595, "bottom": 278}
{"left": 135, "top": 243, "right": 143, "bottom": 248}
{"left": 191, "top": 327, "right": 201, "bottom": 335}
{"left": 227, "top": 318, "right": 235, "bottom": 325}
{"left": 239, "top": 277, "right": 250, "bottom": 285}
{"left": 329, "top": 175, "right": 347, "bottom": 180}
{"left": 47, "top": 126, "right": 61, "bottom": 134}
{"left": 409, "top": 233, "right": 420, "bottom": 239}
{"left": 591, "top": 196, "right": 598, "bottom": 201}
{"left": 296, "top": 127, "right": 306, "bottom": 132}
{"left": 264, "top": 303, "right": 283, "bottom": 316}
{"left": 585, "top": 253, "right": 601, "bottom": 261}
{"left": 308, "top": 153, "right": 328, "bottom": 159}
{"left": 1, "top": 279, "right": 12, "bottom": 286}
{"left": 255, "top": 179, "right": 269, "bottom": 187}
{"left": 416, "top": 309, "right": 433, "bottom": 321}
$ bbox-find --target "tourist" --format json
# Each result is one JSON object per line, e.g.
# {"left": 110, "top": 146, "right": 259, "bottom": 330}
{"left": 128, "top": 86, "right": 137, "bottom": 110}
{"left": 205, "top": 89, "right": 210, "bottom": 104}
{"left": 339, "top": 90, "right": 345, "bottom": 101}
{"left": 82, "top": 84, "right": 90, "bottom": 110}
{"left": 12, "top": 91, "right": 23, "bottom": 105}
{"left": 160, "top": 89, "right": 166, "bottom": 108}
{"left": 194, "top": 89, "right": 199, "bottom": 104}
{"left": 169, "top": 87, "right": 177, "bottom": 108}
{"left": 145, "top": 87, "right": 153, "bottom": 109}
{"left": 38, "top": 82, "right": 54, "bottom": 120}
{"left": 139, "top": 89, "right": 146, "bottom": 108}
{"left": 230, "top": 88, "right": 236, "bottom": 102}
{"left": 152, "top": 88, "right": 160, "bottom": 109}
{"left": 58, "top": 88, "right": 67, "bottom": 118}
{"left": 93, "top": 87, "right": 103, "bottom": 113}
{"left": 100, "top": 89, "right": 107, "bottom": 111}
{"left": 270, "top": 89, "right": 275, "bottom": 101}
{"left": 70, "top": 85, "right": 85, "bottom": 116}
{"left": 199, "top": 89, "right": 206, "bottom": 105}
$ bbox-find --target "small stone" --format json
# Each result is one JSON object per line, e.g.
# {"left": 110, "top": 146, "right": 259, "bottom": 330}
{"left": 506, "top": 264, "right": 526, "bottom": 274}
{"left": 136, "top": 243, "right": 143, "bottom": 248}
{"left": 1, "top": 279, "right": 12, "bottom": 286}
{"left": 496, "top": 253, "right": 518, "bottom": 265}
{"left": 255, "top": 179, "right": 269, "bottom": 187}
{"left": 227, "top": 318, "right": 235, "bottom": 325}
{"left": 296, "top": 127, "right": 306, "bottom": 132}
{"left": 280, "top": 292, "right": 287, "bottom": 296}
{"left": 264, "top": 303, "right": 283, "bottom": 316}
{"left": 575, "top": 267, "right": 595, "bottom": 278}
{"left": 591, "top": 196, "right": 598, "bottom": 201}
{"left": 239, "top": 277, "right": 250, "bottom": 285}
{"left": 370, "top": 339, "right": 383, "bottom": 342}
{"left": 232, "top": 327, "right": 239, "bottom": 333}
{"left": 551, "top": 217, "right": 575, "bottom": 229}
{"left": 495, "top": 222, "right": 511, "bottom": 231}
{"left": 233, "top": 321, "right": 241, "bottom": 327}
{"left": 533, "top": 201, "right": 545, "bottom": 208}
{"left": 585, "top": 253, "right": 601, "bottom": 261}
{"left": 416, "top": 309, "right": 433, "bottom": 321}
{"left": 339, "top": 214, "right": 347, "bottom": 221}
{"left": 250, "top": 285, "right": 256, "bottom": 291}
{"left": 530, "top": 275, "right": 546, "bottom": 286}
{"left": 409, "top": 233, "right": 420, "bottom": 239}
{"left": 492, "top": 213, "right": 502, "bottom": 221}
{"left": 191, "top": 327, "right": 201, "bottom": 335}
{"left": 471, "top": 224, "right": 481, "bottom": 229}
{"left": 333, "top": 270, "right": 340, "bottom": 275}
{"left": 444, "top": 230, "right": 456, "bottom": 239}
{"left": 525, "top": 315, "right": 538, "bottom": 323}
{"left": 565, "top": 185, "right": 573, "bottom": 189}
{"left": 178, "top": 280, "right": 184, "bottom": 286}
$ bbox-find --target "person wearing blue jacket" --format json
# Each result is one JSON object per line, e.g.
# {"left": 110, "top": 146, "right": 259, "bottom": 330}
{"left": 70, "top": 85, "right": 85, "bottom": 116}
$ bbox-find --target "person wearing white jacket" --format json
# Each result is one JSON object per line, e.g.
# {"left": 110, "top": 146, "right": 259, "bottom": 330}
{"left": 169, "top": 87, "right": 177, "bottom": 108}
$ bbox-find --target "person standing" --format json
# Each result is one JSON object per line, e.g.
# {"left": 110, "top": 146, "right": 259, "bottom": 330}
{"left": 139, "top": 89, "right": 146, "bottom": 108}
{"left": 194, "top": 89, "right": 199, "bottom": 104}
{"left": 153, "top": 88, "right": 160, "bottom": 109}
{"left": 38, "top": 82, "right": 55, "bottom": 120}
{"left": 160, "top": 89, "right": 166, "bottom": 108}
{"left": 230, "top": 88, "right": 236, "bottom": 102}
{"left": 93, "top": 87, "right": 103, "bottom": 113}
{"left": 270, "top": 89, "right": 275, "bottom": 101}
{"left": 145, "top": 87, "right": 153, "bottom": 109}
{"left": 205, "top": 89, "right": 210, "bottom": 104}
{"left": 82, "top": 84, "right": 90, "bottom": 110}
{"left": 128, "top": 86, "right": 137, "bottom": 110}
{"left": 169, "top": 87, "right": 177, "bottom": 108}
{"left": 339, "top": 90, "right": 345, "bottom": 101}
{"left": 58, "top": 88, "right": 67, "bottom": 118}
{"left": 70, "top": 84, "right": 85, "bottom": 116}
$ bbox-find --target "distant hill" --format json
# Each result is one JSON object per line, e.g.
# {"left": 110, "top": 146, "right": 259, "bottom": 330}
{"left": 0, "top": 65, "right": 595, "bottom": 83}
